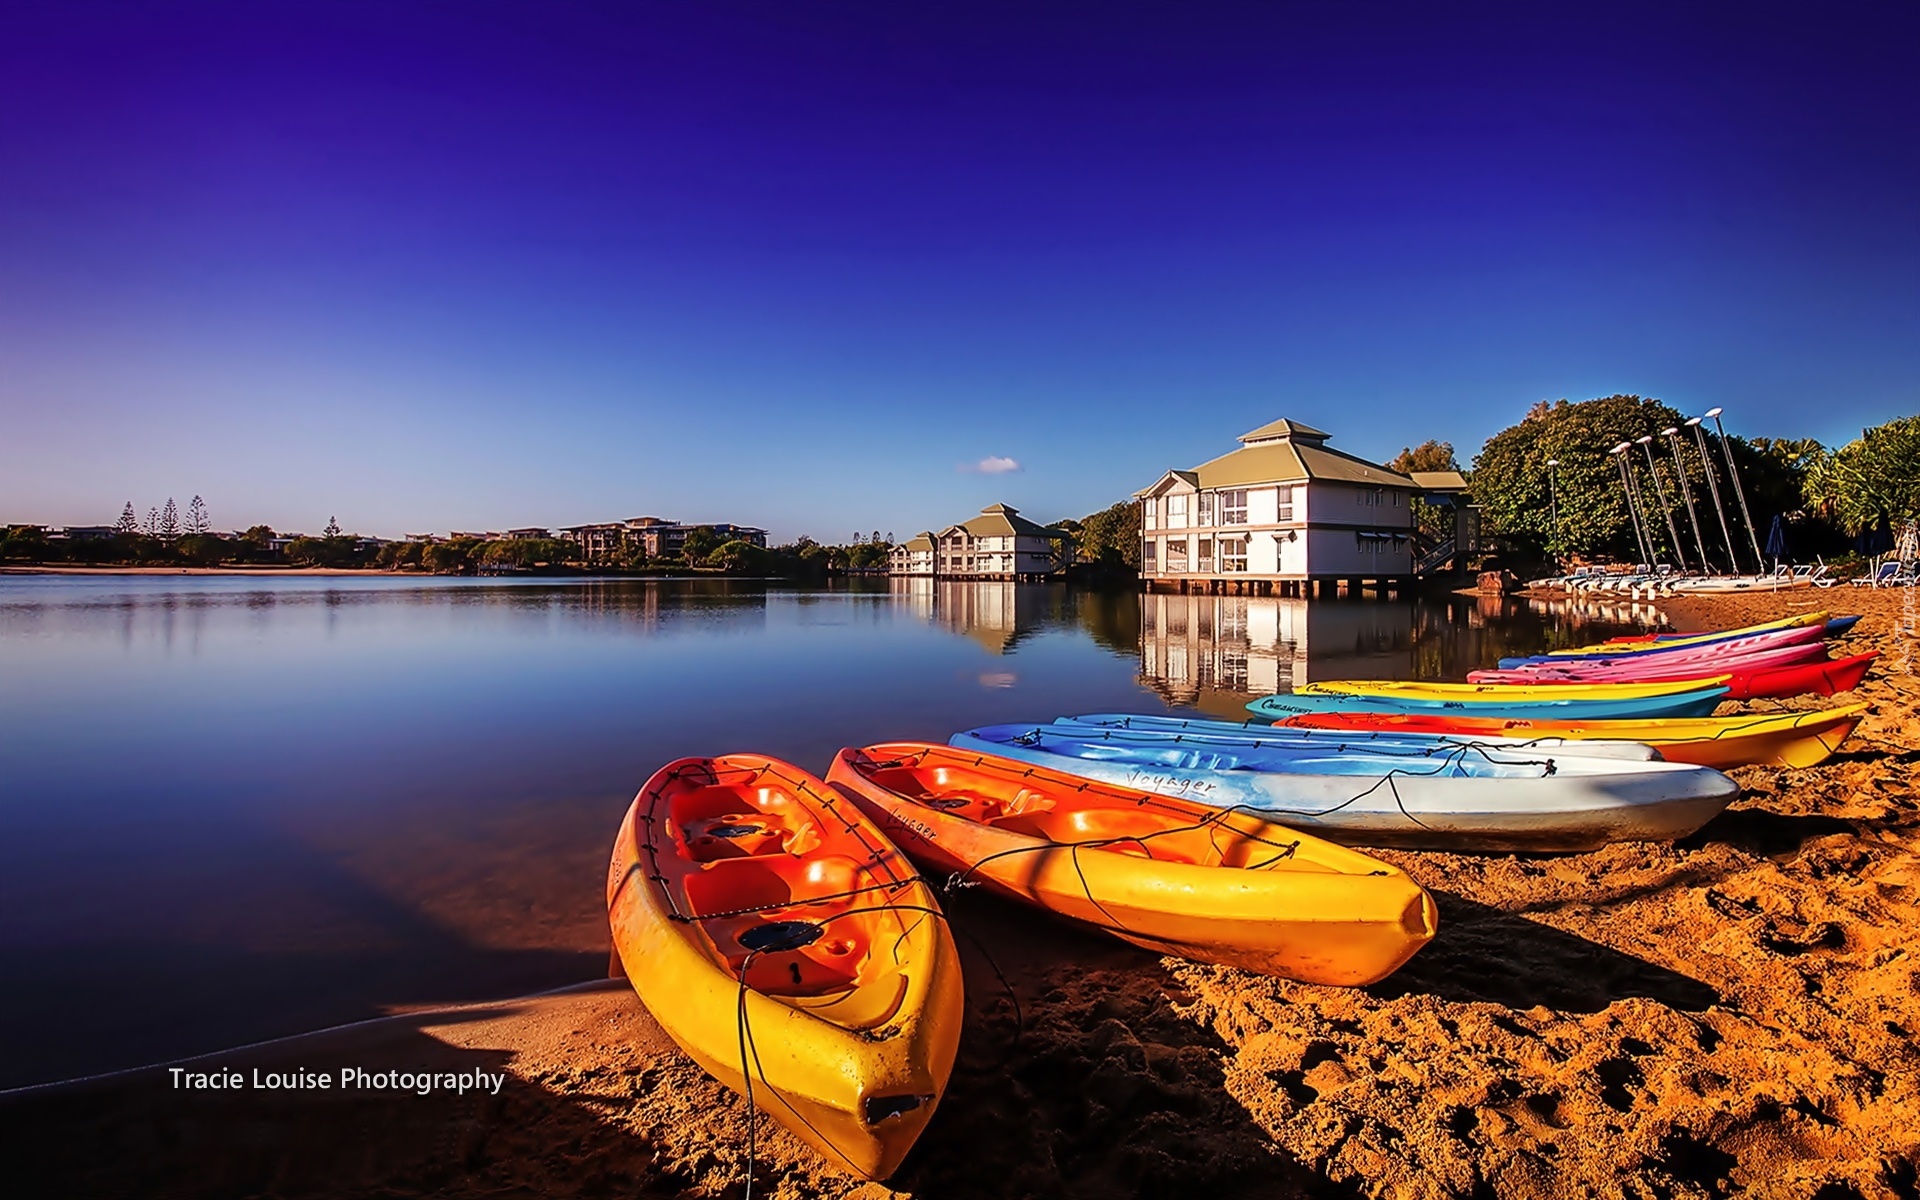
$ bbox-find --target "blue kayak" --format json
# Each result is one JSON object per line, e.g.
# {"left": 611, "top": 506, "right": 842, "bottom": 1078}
{"left": 1245, "top": 684, "right": 1728, "bottom": 721}
{"left": 1053, "top": 713, "right": 1660, "bottom": 760}
{"left": 950, "top": 723, "right": 1737, "bottom": 851}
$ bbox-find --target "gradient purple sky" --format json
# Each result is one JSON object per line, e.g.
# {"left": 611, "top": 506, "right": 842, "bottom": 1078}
{"left": 2, "top": 2, "right": 1915, "bottom": 539}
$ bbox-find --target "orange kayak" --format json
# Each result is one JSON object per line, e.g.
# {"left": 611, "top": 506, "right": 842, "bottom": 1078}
{"left": 607, "top": 755, "right": 964, "bottom": 1180}
{"left": 826, "top": 743, "right": 1436, "bottom": 986}
{"left": 1278, "top": 704, "right": 1869, "bottom": 769}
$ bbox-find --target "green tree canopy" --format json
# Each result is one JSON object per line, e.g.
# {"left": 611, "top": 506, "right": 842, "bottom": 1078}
{"left": 1471, "top": 395, "right": 1691, "bottom": 563}
{"left": 1802, "top": 414, "right": 1920, "bottom": 533}
{"left": 1072, "top": 501, "right": 1141, "bottom": 571}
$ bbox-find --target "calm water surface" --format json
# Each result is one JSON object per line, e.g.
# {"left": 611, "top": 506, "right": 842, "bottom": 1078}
{"left": 0, "top": 575, "right": 1657, "bottom": 1087}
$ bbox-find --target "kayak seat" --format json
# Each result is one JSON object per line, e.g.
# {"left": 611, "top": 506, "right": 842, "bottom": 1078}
{"left": 682, "top": 856, "right": 875, "bottom": 997}
{"left": 669, "top": 784, "right": 823, "bottom": 862}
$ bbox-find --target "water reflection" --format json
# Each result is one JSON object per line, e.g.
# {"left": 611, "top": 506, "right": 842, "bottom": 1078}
{"left": 0, "top": 575, "right": 1649, "bottom": 1088}
{"left": 1133, "top": 592, "right": 1654, "bottom": 720}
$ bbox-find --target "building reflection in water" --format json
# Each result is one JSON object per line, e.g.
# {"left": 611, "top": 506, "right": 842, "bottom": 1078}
{"left": 890, "top": 579, "right": 1658, "bottom": 720}
{"left": 1136, "top": 592, "right": 1657, "bottom": 721}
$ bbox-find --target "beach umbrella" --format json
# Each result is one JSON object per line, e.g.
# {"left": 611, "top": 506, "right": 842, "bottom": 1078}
{"left": 1765, "top": 513, "right": 1788, "bottom": 567}
{"left": 1867, "top": 513, "right": 1895, "bottom": 556}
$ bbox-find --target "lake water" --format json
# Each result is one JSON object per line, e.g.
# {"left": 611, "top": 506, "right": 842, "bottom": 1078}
{"left": 0, "top": 575, "right": 1656, "bottom": 1088}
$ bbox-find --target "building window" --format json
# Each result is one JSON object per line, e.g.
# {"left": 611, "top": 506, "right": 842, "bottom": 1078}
{"left": 1197, "top": 492, "right": 1213, "bottom": 525}
{"left": 1166, "top": 538, "right": 1189, "bottom": 572}
{"left": 1167, "top": 494, "right": 1187, "bottom": 528}
{"left": 1197, "top": 538, "right": 1214, "bottom": 573}
{"left": 1392, "top": 491, "right": 1401, "bottom": 506}
{"left": 1276, "top": 486, "right": 1293, "bottom": 522}
{"left": 1221, "top": 537, "right": 1247, "bottom": 572}
{"left": 1144, "top": 499, "right": 1157, "bottom": 530}
{"left": 1143, "top": 540, "right": 1157, "bottom": 573}
{"left": 1220, "top": 489, "right": 1247, "bottom": 525}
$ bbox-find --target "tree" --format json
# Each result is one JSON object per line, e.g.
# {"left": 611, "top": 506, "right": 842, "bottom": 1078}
{"left": 705, "top": 539, "right": 776, "bottom": 574}
{"left": 1802, "top": 415, "right": 1920, "bottom": 533}
{"left": 323, "top": 515, "right": 342, "bottom": 538}
{"left": 187, "top": 495, "right": 210, "bottom": 535}
{"left": 1387, "top": 440, "right": 1460, "bottom": 475}
{"left": 242, "top": 525, "right": 275, "bottom": 545}
{"left": 1073, "top": 501, "right": 1142, "bottom": 571}
{"left": 144, "top": 506, "right": 161, "bottom": 536}
{"left": 160, "top": 498, "right": 180, "bottom": 539}
{"left": 1470, "top": 395, "right": 1695, "bottom": 563}
{"left": 116, "top": 502, "right": 138, "bottom": 534}
{"left": 681, "top": 525, "right": 719, "bottom": 561}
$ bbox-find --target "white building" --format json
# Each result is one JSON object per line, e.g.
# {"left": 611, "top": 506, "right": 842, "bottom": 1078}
{"left": 1136, "top": 419, "right": 1418, "bottom": 595}
{"left": 888, "top": 504, "right": 1073, "bottom": 579}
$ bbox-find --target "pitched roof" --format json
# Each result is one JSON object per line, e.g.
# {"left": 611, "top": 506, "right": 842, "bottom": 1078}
{"left": 956, "top": 504, "right": 1072, "bottom": 539}
{"left": 1182, "top": 424, "right": 1413, "bottom": 489}
{"left": 1239, "top": 418, "right": 1330, "bottom": 444}
{"left": 900, "top": 532, "right": 935, "bottom": 552}
{"left": 1408, "top": 470, "right": 1469, "bottom": 492}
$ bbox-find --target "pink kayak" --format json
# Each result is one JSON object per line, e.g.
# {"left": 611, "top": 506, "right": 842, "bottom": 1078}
{"left": 1468, "top": 638, "right": 1830, "bottom": 684}
{"left": 1498, "top": 622, "right": 1828, "bottom": 670}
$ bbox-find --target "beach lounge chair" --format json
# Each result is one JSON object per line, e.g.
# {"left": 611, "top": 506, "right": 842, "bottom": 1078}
{"left": 1850, "top": 562, "right": 1898, "bottom": 588}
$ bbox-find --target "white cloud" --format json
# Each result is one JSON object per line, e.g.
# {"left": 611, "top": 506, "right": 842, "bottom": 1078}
{"left": 964, "top": 455, "right": 1022, "bottom": 475}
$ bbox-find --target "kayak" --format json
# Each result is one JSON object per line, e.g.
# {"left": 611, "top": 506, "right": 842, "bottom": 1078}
{"left": 1469, "top": 649, "right": 1879, "bottom": 701}
{"left": 1596, "top": 615, "right": 1859, "bottom": 645}
{"left": 1471, "top": 639, "right": 1825, "bottom": 681}
{"left": 1277, "top": 703, "right": 1870, "bottom": 769}
{"left": 1247, "top": 683, "right": 1731, "bottom": 721}
{"left": 1495, "top": 621, "right": 1829, "bottom": 669}
{"left": 606, "top": 755, "right": 964, "bottom": 1181}
{"left": 1533, "top": 612, "right": 1825, "bottom": 657}
{"left": 1054, "top": 712, "right": 1662, "bottom": 760}
{"left": 1299, "top": 677, "right": 1733, "bottom": 702}
{"left": 951, "top": 724, "right": 1739, "bottom": 851}
{"left": 826, "top": 743, "right": 1437, "bottom": 985}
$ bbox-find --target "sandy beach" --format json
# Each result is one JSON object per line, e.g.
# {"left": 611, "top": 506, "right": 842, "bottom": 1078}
{"left": 6, "top": 587, "right": 1918, "bottom": 1198}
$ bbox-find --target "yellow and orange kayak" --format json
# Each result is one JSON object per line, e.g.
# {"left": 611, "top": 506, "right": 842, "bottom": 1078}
{"left": 1279, "top": 703, "right": 1869, "bottom": 769}
{"left": 826, "top": 743, "right": 1436, "bottom": 986}
{"left": 607, "top": 755, "right": 963, "bottom": 1181}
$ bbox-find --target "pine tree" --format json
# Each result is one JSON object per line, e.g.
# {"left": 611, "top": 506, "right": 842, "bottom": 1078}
{"left": 160, "top": 498, "right": 180, "bottom": 539}
{"left": 116, "top": 502, "right": 138, "bottom": 534}
{"left": 144, "top": 507, "right": 160, "bottom": 536}
{"left": 188, "top": 495, "right": 210, "bottom": 535}
{"left": 324, "top": 515, "right": 342, "bottom": 538}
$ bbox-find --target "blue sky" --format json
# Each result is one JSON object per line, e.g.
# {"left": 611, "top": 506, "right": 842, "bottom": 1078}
{"left": 1, "top": 2, "right": 1915, "bottom": 540}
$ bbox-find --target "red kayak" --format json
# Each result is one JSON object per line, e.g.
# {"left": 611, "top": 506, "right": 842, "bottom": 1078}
{"left": 1469, "top": 650, "right": 1877, "bottom": 701}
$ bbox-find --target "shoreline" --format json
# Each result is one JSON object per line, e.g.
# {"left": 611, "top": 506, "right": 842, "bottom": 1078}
{"left": 6, "top": 589, "right": 1917, "bottom": 1197}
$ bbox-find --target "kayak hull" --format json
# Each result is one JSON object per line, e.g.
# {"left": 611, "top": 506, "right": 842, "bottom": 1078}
{"left": 1497, "top": 619, "right": 1828, "bottom": 669}
{"left": 951, "top": 727, "right": 1739, "bottom": 852}
{"left": 1247, "top": 685, "right": 1730, "bottom": 721}
{"left": 827, "top": 744, "right": 1437, "bottom": 985}
{"left": 1056, "top": 712, "right": 1662, "bottom": 760}
{"left": 607, "top": 756, "right": 964, "bottom": 1181}
{"left": 1469, "top": 649, "right": 1878, "bottom": 701}
{"left": 1279, "top": 704, "right": 1869, "bottom": 769}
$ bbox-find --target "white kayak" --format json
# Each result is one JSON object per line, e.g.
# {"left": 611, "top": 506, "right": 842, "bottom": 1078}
{"left": 952, "top": 723, "right": 1739, "bottom": 852}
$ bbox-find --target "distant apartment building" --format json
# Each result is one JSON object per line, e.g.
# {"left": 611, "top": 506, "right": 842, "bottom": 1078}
{"left": 506, "top": 527, "right": 551, "bottom": 540}
{"left": 557, "top": 516, "right": 768, "bottom": 562}
{"left": 1136, "top": 419, "right": 1418, "bottom": 596}
{"left": 888, "top": 504, "right": 1073, "bottom": 580}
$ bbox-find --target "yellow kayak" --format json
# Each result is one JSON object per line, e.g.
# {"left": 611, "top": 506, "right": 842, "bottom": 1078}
{"left": 607, "top": 755, "right": 964, "bottom": 1181}
{"left": 827, "top": 743, "right": 1436, "bottom": 985}
{"left": 1280, "top": 704, "right": 1869, "bottom": 769}
{"left": 1543, "top": 611, "right": 1826, "bottom": 656}
{"left": 1299, "top": 676, "right": 1732, "bottom": 701}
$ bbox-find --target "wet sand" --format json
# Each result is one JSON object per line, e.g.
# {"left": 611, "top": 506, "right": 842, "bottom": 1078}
{"left": 6, "top": 588, "right": 1918, "bottom": 1198}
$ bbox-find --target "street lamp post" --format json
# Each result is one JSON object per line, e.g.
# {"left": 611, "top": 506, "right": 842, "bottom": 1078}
{"left": 1687, "top": 416, "right": 1744, "bottom": 573}
{"left": 1663, "top": 425, "right": 1713, "bottom": 574}
{"left": 1610, "top": 442, "right": 1656, "bottom": 567}
{"left": 1545, "top": 458, "right": 1562, "bottom": 568}
{"left": 1636, "top": 434, "right": 1689, "bottom": 573}
{"left": 1707, "top": 406, "right": 1766, "bottom": 573}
